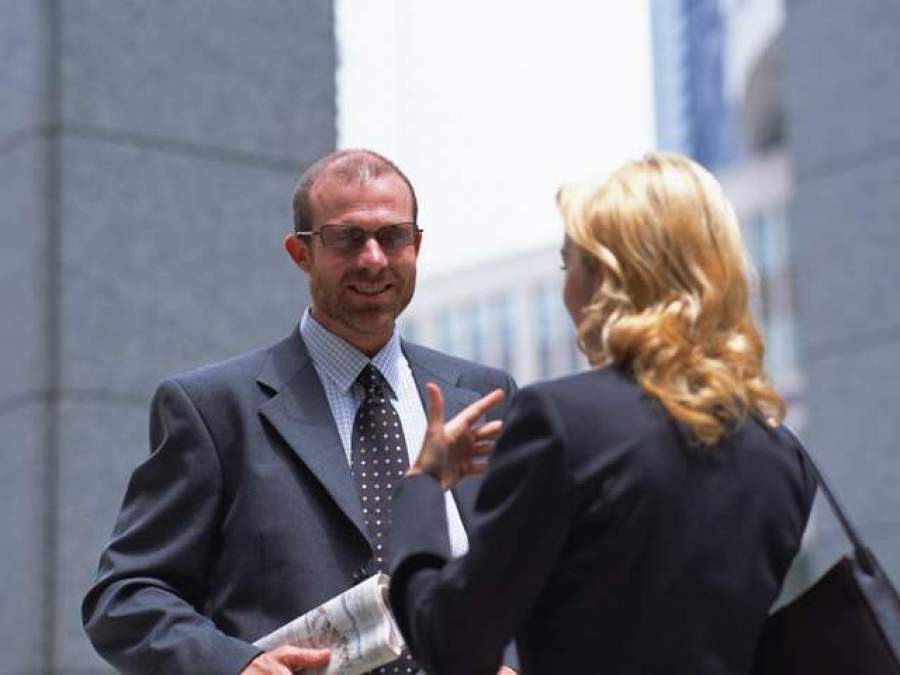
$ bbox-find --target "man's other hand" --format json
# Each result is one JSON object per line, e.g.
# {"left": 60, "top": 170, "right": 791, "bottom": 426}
{"left": 241, "top": 645, "right": 330, "bottom": 674}
{"left": 497, "top": 667, "right": 517, "bottom": 674}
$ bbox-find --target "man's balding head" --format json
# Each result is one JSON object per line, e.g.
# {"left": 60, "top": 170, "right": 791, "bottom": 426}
{"left": 292, "top": 149, "right": 418, "bottom": 233}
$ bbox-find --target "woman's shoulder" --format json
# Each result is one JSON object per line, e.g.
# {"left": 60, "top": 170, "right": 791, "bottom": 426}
{"left": 519, "top": 366, "right": 646, "bottom": 416}
{"left": 505, "top": 367, "right": 659, "bottom": 455}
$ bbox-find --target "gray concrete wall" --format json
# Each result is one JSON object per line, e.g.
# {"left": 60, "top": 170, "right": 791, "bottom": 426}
{"left": 1, "top": 2, "right": 334, "bottom": 671}
{"left": 784, "top": 0, "right": 900, "bottom": 582}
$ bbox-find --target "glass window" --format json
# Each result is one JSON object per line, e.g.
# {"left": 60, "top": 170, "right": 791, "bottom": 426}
{"left": 401, "top": 319, "right": 417, "bottom": 344}
{"left": 497, "top": 293, "right": 515, "bottom": 373}
{"left": 438, "top": 308, "right": 456, "bottom": 356}
{"left": 466, "top": 301, "right": 483, "bottom": 364}
{"left": 746, "top": 208, "right": 800, "bottom": 389}
{"left": 534, "top": 284, "right": 554, "bottom": 379}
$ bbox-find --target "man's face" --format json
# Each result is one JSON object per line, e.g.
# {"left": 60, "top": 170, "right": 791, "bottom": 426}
{"left": 287, "top": 172, "right": 420, "bottom": 355}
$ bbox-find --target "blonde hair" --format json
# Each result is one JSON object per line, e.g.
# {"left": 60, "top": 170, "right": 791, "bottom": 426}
{"left": 557, "top": 152, "right": 785, "bottom": 445}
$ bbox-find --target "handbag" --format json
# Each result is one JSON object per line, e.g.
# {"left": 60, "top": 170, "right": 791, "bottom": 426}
{"left": 751, "top": 441, "right": 900, "bottom": 674}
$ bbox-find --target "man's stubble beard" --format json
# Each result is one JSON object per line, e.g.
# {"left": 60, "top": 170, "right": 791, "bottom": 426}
{"left": 309, "top": 267, "right": 417, "bottom": 339}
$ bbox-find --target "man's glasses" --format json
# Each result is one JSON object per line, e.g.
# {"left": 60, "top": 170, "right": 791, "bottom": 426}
{"left": 295, "top": 222, "right": 421, "bottom": 255}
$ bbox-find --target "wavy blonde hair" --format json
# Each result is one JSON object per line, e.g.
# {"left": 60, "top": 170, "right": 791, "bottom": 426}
{"left": 557, "top": 152, "right": 785, "bottom": 445}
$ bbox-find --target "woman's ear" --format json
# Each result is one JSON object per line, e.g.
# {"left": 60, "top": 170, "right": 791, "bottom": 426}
{"left": 583, "top": 252, "right": 602, "bottom": 291}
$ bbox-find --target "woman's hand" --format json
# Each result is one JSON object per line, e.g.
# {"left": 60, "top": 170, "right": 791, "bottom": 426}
{"left": 408, "top": 384, "right": 505, "bottom": 490}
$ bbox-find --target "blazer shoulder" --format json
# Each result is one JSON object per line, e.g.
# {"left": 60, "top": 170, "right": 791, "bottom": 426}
{"left": 166, "top": 327, "right": 304, "bottom": 387}
{"left": 524, "top": 366, "right": 641, "bottom": 411}
{"left": 758, "top": 422, "right": 819, "bottom": 510}
{"left": 166, "top": 345, "right": 270, "bottom": 390}
{"left": 402, "top": 341, "right": 515, "bottom": 389}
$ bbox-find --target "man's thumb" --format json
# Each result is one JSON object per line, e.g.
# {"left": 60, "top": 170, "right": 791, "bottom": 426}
{"left": 274, "top": 646, "right": 331, "bottom": 669}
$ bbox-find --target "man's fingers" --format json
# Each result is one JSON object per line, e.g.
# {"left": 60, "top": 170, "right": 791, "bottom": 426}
{"left": 459, "top": 388, "right": 505, "bottom": 425}
{"left": 272, "top": 645, "right": 331, "bottom": 669}
{"left": 445, "top": 389, "right": 504, "bottom": 440}
{"left": 473, "top": 440, "right": 495, "bottom": 455}
{"left": 425, "top": 383, "right": 446, "bottom": 430}
{"left": 466, "top": 462, "right": 489, "bottom": 476}
{"left": 473, "top": 419, "right": 503, "bottom": 440}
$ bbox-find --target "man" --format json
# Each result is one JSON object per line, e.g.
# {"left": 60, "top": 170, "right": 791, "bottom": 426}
{"left": 82, "top": 149, "right": 517, "bottom": 674}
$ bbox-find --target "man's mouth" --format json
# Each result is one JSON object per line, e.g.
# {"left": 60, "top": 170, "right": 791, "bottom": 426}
{"left": 348, "top": 282, "right": 393, "bottom": 296}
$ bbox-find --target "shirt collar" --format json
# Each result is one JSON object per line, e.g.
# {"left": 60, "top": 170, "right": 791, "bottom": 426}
{"left": 299, "top": 308, "right": 404, "bottom": 397}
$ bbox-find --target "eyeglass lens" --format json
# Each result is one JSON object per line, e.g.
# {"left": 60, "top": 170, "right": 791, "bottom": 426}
{"left": 321, "top": 223, "right": 417, "bottom": 252}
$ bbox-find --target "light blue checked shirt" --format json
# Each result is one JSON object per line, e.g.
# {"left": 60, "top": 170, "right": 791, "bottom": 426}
{"left": 299, "top": 309, "right": 469, "bottom": 557}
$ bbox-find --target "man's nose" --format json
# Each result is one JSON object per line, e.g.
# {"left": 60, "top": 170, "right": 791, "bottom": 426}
{"left": 357, "top": 236, "right": 388, "bottom": 270}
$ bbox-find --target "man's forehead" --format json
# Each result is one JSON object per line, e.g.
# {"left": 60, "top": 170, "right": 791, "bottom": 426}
{"left": 309, "top": 172, "right": 413, "bottom": 219}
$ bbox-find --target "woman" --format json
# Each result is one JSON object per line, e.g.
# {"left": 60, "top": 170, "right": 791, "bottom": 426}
{"left": 388, "top": 153, "right": 817, "bottom": 674}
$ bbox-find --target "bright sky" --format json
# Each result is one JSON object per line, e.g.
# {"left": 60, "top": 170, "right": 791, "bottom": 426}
{"left": 335, "top": 1, "right": 655, "bottom": 278}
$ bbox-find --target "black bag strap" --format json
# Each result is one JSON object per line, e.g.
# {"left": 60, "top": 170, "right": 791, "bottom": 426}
{"left": 785, "top": 426, "right": 877, "bottom": 571}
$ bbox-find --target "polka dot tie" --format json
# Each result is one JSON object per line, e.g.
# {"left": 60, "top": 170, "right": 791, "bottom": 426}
{"left": 351, "top": 364, "right": 419, "bottom": 675}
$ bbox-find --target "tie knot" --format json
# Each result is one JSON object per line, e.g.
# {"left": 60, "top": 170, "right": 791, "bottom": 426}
{"left": 357, "top": 364, "right": 386, "bottom": 398}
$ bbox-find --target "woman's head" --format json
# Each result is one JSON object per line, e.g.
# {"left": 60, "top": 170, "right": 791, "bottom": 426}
{"left": 557, "top": 152, "right": 784, "bottom": 445}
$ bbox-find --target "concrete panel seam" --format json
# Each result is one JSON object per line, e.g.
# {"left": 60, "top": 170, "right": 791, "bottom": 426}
{"left": 40, "top": 0, "right": 62, "bottom": 666}
{"left": 0, "top": 387, "right": 148, "bottom": 418}
{"left": 804, "top": 323, "right": 900, "bottom": 364}
{"left": 5, "top": 669, "right": 114, "bottom": 674}
{"left": 1, "top": 121, "right": 311, "bottom": 173}
{"left": 785, "top": 0, "right": 817, "bottom": 9}
{"left": 807, "top": 524, "right": 900, "bottom": 550}
{"left": 0, "top": 123, "right": 54, "bottom": 160}
{"left": 795, "top": 138, "right": 900, "bottom": 185}
{"left": 64, "top": 121, "right": 305, "bottom": 173}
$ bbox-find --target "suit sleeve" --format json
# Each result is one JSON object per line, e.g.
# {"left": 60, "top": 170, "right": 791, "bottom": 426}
{"left": 389, "top": 385, "right": 572, "bottom": 675}
{"left": 81, "top": 378, "right": 262, "bottom": 675}
{"left": 493, "top": 372, "right": 518, "bottom": 424}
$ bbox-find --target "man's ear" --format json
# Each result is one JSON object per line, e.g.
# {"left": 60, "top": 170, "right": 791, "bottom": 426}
{"left": 284, "top": 233, "right": 312, "bottom": 273}
{"left": 413, "top": 229, "right": 423, "bottom": 255}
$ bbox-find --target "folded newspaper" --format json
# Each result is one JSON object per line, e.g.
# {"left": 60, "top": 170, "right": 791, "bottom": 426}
{"left": 254, "top": 573, "right": 406, "bottom": 675}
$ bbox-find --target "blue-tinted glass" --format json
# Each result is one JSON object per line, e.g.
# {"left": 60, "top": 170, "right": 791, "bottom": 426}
{"left": 497, "top": 294, "right": 514, "bottom": 373}
{"left": 438, "top": 309, "right": 455, "bottom": 355}
{"left": 534, "top": 284, "right": 553, "bottom": 379}
{"left": 468, "top": 302, "right": 483, "bottom": 363}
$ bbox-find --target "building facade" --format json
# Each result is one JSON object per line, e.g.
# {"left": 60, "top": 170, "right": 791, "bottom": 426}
{"left": 782, "top": 0, "right": 900, "bottom": 585}
{"left": 1, "top": 3, "right": 333, "bottom": 671}
{"left": 403, "top": 246, "right": 587, "bottom": 387}
{"left": 651, "top": 0, "right": 900, "bottom": 590}
{"left": 651, "top": 0, "right": 801, "bottom": 406}
{"left": 407, "top": 0, "right": 799, "bottom": 401}
{"left": 650, "top": 0, "right": 740, "bottom": 169}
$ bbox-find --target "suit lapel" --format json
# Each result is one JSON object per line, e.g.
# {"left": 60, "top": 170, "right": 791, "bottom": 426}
{"left": 403, "top": 341, "right": 484, "bottom": 532}
{"left": 403, "top": 341, "right": 480, "bottom": 418}
{"left": 255, "top": 335, "right": 489, "bottom": 549}
{"left": 257, "top": 332, "right": 369, "bottom": 545}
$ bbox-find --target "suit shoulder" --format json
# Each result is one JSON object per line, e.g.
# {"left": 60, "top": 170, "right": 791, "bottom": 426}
{"left": 524, "top": 366, "right": 638, "bottom": 405}
{"left": 161, "top": 343, "right": 273, "bottom": 395}
{"left": 401, "top": 341, "right": 514, "bottom": 386}
{"left": 515, "top": 367, "right": 658, "bottom": 446}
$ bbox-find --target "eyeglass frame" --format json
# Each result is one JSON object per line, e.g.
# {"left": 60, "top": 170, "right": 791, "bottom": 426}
{"left": 294, "top": 221, "right": 423, "bottom": 254}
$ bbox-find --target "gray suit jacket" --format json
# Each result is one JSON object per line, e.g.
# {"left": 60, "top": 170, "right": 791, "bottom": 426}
{"left": 82, "top": 328, "right": 516, "bottom": 674}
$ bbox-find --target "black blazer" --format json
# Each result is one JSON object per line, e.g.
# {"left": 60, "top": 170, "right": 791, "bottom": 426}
{"left": 81, "top": 329, "right": 516, "bottom": 675}
{"left": 390, "top": 366, "right": 817, "bottom": 675}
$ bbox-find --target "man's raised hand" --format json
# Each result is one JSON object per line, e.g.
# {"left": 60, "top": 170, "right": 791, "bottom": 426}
{"left": 408, "top": 384, "right": 505, "bottom": 490}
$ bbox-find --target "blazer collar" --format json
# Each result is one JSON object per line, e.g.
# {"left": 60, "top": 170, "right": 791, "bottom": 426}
{"left": 257, "top": 329, "right": 370, "bottom": 547}
{"left": 257, "top": 328, "right": 474, "bottom": 397}
{"left": 256, "top": 329, "right": 484, "bottom": 548}
{"left": 402, "top": 340, "right": 472, "bottom": 409}
{"left": 401, "top": 340, "right": 488, "bottom": 528}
